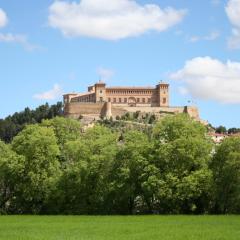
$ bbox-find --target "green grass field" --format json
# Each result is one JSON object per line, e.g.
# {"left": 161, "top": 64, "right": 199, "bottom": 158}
{"left": 0, "top": 215, "right": 239, "bottom": 240}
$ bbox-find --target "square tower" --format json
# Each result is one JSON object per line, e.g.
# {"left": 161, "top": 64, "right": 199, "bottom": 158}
{"left": 156, "top": 83, "right": 169, "bottom": 107}
{"left": 94, "top": 81, "right": 107, "bottom": 102}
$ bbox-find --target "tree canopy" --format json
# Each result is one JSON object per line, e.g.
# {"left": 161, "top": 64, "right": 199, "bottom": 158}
{"left": 0, "top": 113, "right": 239, "bottom": 214}
{"left": 0, "top": 102, "right": 63, "bottom": 143}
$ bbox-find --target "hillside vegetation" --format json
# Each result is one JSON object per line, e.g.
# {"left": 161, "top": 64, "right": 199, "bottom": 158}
{"left": 0, "top": 102, "right": 63, "bottom": 143}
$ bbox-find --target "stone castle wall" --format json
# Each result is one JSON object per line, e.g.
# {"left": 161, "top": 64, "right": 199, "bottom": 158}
{"left": 64, "top": 102, "right": 105, "bottom": 119}
{"left": 64, "top": 102, "right": 200, "bottom": 121}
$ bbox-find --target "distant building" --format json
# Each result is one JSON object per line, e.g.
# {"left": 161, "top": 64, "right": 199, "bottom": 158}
{"left": 208, "top": 132, "right": 228, "bottom": 144}
{"left": 64, "top": 81, "right": 169, "bottom": 107}
{"left": 208, "top": 132, "right": 240, "bottom": 144}
{"left": 63, "top": 81, "right": 200, "bottom": 121}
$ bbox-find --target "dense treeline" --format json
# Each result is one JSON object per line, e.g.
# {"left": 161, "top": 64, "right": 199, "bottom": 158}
{"left": 215, "top": 125, "right": 240, "bottom": 134}
{"left": 0, "top": 102, "right": 63, "bottom": 143}
{"left": 0, "top": 114, "right": 240, "bottom": 215}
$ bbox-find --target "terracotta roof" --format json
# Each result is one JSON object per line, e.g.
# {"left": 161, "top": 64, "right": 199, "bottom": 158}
{"left": 208, "top": 133, "right": 227, "bottom": 137}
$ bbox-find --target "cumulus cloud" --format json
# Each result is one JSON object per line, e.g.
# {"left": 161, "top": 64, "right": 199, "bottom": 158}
{"left": 34, "top": 84, "right": 63, "bottom": 100}
{"left": 97, "top": 67, "right": 114, "bottom": 80}
{"left": 170, "top": 57, "right": 240, "bottom": 104}
{"left": 226, "top": 0, "right": 240, "bottom": 49}
{"left": 0, "top": 8, "right": 7, "bottom": 28}
{"left": 48, "top": 0, "right": 186, "bottom": 40}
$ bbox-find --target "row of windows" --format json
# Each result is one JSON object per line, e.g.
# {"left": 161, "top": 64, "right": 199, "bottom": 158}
{"left": 107, "top": 90, "right": 153, "bottom": 95}
{"left": 108, "top": 98, "right": 151, "bottom": 103}
{"left": 72, "top": 95, "right": 94, "bottom": 103}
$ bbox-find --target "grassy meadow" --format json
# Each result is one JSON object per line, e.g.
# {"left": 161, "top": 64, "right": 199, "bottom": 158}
{"left": 0, "top": 215, "right": 239, "bottom": 240}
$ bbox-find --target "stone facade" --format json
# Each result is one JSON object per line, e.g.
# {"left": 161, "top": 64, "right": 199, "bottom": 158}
{"left": 64, "top": 81, "right": 169, "bottom": 107}
{"left": 63, "top": 81, "right": 200, "bottom": 121}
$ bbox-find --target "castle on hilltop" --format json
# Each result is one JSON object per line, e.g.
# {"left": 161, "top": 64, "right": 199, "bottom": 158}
{"left": 63, "top": 81, "right": 200, "bottom": 122}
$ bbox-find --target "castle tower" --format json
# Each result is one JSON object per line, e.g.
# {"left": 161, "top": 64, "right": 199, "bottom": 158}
{"left": 105, "top": 102, "right": 112, "bottom": 118}
{"left": 94, "top": 81, "right": 107, "bottom": 103}
{"left": 156, "top": 82, "right": 169, "bottom": 107}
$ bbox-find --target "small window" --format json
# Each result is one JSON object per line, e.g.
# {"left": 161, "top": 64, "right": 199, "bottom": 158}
{"left": 148, "top": 98, "right": 151, "bottom": 103}
{"left": 119, "top": 98, "right": 122, "bottom": 103}
{"left": 137, "top": 98, "right": 140, "bottom": 103}
{"left": 113, "top": 98, "right": 116, "bottom": 103}
{"left": 100, "top": 90, "right": 103, "bottom": 94}
{"left": 163, "top": 98, "right": 166, "bottom": 104}
{"left": 142, "top": 98, "right": 145, "bottom": 103}
{"left": 124, "top": 98, "right": 127, "bottom": 103}
{"left": 108, "top": 98, "right": 111, "bottom": 102}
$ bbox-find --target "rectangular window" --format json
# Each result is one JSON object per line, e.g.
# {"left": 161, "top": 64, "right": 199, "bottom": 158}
{"left": 148, "top": 98, "right": 151, "bottom": 103}
{"left": 163, "top": 98, "right": 166, "bottom": 104}
{"left": 124, "top": 98, "right": 127, "bottom": 103}
{"left": 137, "top": 98, "right": 140, "bottom": 103}
{"left": 119, "top": 98, "right": 122, "bottom": 103}
{"left": 108, "top": 98, "right": 111, "bottom": 102}
{"left": 114, "top": 98, "right": 116, "bottom": 103}
{"left": 142, "top": 98, "right": 145, "bottom": 103}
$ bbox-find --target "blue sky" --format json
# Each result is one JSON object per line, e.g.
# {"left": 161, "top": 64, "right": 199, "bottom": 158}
{"left": 0, "top": 0, "right": 240, "bottom": 128}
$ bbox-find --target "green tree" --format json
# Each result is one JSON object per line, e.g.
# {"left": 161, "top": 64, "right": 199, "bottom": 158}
{"left": 109, "top": 130, "right": 154, "bottom": 214}
{"left": 152, "top": 114, "right": 212, "bottom": 213}
{"left": 0, "top": 141, "right": 24, "bottom": 213}
{"left": 0, "top": 102, "right": 63, "bottom": 143}
{"left": 215, "top": 125, "right": 227, "bottom": 134}
{"left": 228, "top": 128, "right": 240, "bottom": 134}
{"left": 54, "top": 125, "right": 118, "bottom": 214}
{"left": 41, "top": 117, "right": 82, "bottom": 147}
{"left": 211, "top": 137, "right": 240, "bottom": 213}
{"left": 12, "top": 125, "right": 60, "bottom": 213}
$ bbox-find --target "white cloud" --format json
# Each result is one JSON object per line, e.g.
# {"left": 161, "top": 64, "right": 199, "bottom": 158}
{"left": 0, "top": 33, "right": 40, "bottom": 51}
{"left": 189, "top": 36, "right": 200, "bottom": 43}
{"left": 211, "top": 0, "right": 221, "bottom": 6}
{"left": 48, "top": 0, "right": 186, "bottom": 40}
{"left": 226, "top": 0, "right": 240, "bottom": 49}
{"left": 0, "top": 8, "right": 7, "bottom": 28}
{"left": 203, "top": 31, "right": 220, "bottom": 40}
{"left": 170, "top": 57, "right": 240, "bottom": 104}
{"left": 0, "top": 9, "right": 40, "bottom": 51}
{"left": 188, "top": 31, "right": 220, "bottom": 42}
{"left": 178, "top": 86, "right": 189, "bottom": 95}
{"left": 34, "top": 84, "right": 63, "bottom": 100}
{"left": 228, "top": 28, "right": 240, "bottom": 49}
{"left": 97, "top": 67, "right": 114, "bottom": 80}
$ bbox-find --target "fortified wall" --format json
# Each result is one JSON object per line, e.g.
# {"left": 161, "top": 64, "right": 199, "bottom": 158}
{"left": 63, "top": 81, "right": 200, "bottom": 122}
{"left": 64, "top": 102, "right": 199, "bottom": 120}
